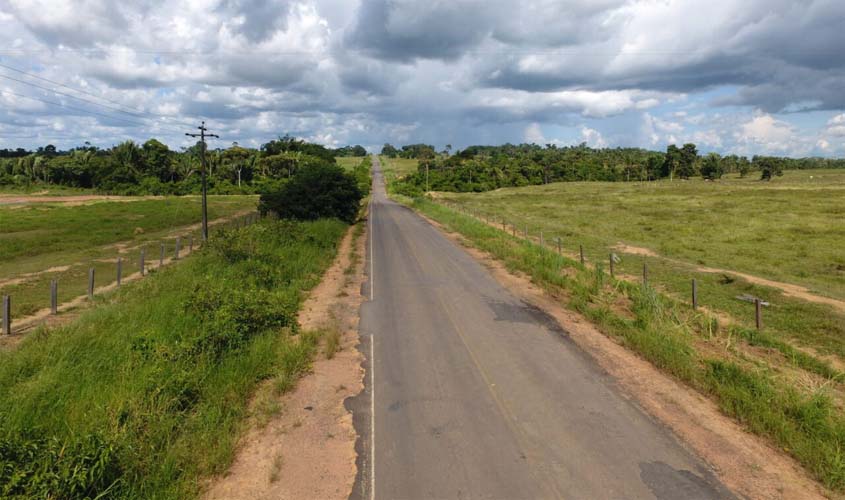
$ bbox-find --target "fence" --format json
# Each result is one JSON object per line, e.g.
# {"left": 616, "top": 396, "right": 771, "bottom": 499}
{"left": 1, "top": 211, "right": 262, "bottom": 336}
{"left": 441, "top": 202, "right": 768, "bottom": 331}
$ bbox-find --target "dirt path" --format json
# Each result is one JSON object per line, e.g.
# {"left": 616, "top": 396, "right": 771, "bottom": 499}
{"left": 204, "top": 223, "right": 366, "bottom": 500}
{"left": 422, "top": 213, "right": 828, "bottom": 500}
{"left": 0, "top": 194, "right": 163, "bottom": 206}
{"left": 613, "top": 243, "right": 845, "bottom": 313}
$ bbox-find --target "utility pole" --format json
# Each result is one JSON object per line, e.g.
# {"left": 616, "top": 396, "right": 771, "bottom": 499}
{"left": 186, "top": 121, "right": 218, "bottom": 241}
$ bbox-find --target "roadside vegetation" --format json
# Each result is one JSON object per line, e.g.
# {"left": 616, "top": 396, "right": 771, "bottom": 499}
{"left": 0, "top": 219, "right": 347, "bottom": 499}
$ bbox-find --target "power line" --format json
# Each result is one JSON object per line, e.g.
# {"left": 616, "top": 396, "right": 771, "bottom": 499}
{"left": 0, "top": 87, "right": 183, "bottom": 133}
{"left": 0, "top": 63, "right": 198, "bottom": 130}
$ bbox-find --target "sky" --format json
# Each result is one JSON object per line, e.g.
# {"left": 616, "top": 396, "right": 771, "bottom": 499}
{"left": 0, "top": 0, "right": 843, "bottom": 157}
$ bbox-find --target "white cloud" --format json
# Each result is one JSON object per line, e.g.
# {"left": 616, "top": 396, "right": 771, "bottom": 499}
{"left": 523, "top": 122, "right": 545, "bottom": 144}
{"left": 580, "top": 125, "right": 607, "bottom": 147}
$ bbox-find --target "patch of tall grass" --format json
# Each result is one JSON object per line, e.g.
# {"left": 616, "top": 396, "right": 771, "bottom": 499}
{"left": 0, "top": 219, "right": 346, "bottom": 499}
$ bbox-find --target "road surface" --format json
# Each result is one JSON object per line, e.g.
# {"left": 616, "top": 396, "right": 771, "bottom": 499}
{"left": 349, "top": 157, "right": 732, "bottom": 499}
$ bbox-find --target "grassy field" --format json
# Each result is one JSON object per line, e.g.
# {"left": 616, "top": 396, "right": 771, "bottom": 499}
{"left": 0, "top": 219, "right": 348, "bottom": 499}
{"left": 336, "top": 156, "right": 366, "bottom": 171}
{"left": 378, "top": 156, "right": 418, "bottom": 187}
{"left": 0, "top": 196, "right": 257, "bottom": 318}
{"left": 408, "top": 197, "right": 845, "bottom": 491}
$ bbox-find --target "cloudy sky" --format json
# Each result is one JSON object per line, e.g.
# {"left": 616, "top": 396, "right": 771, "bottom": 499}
{"left": 0, "top": 0, "right": 843, "bottom": 156}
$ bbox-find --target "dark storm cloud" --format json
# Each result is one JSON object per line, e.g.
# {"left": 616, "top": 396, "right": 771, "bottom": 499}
{"left": 345, "top": 0, "right": 495, "bottom": 62}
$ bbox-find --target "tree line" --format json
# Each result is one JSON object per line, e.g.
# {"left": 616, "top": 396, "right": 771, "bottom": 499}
{"left": 0, "top": 137, "right": 369, "bottom": 195}
{"left": 384, "top": 142, "right": 845, "bottom": 194}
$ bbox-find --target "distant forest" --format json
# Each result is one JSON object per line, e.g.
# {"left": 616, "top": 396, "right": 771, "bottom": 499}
{"left": 0, "top": 137, "right": 369, "bottom": 195}
{"left": 380, "top": 142, "right": 845, "bottom": 194}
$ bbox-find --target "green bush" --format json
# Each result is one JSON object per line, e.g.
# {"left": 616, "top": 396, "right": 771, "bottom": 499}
{"left": 258, "top": 163, "right": 362, "bottom": 223}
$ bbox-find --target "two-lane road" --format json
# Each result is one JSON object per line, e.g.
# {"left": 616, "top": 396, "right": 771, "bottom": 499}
{"left": 350, "top": 157, "right": 731, "bottom": 499}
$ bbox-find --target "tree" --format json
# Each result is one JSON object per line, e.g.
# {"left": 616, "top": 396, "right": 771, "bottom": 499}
{"left": 677, "top": 143, "right": 698, "bottom": 179}
{"left": 381, "top": 143, "right": 399, "bottom": 157}
{"left": 700, "top": 152, "right": 724, "bottom": 180}
{"left": 142, "top": 139, "right": 173, "bottom": 181}
{"left": 755, "top": 156, "right": 784, "bottom": 181}
{"left": 663, "top": 145, "right": 681, "bottom": 180}
{"left": 737, "top": 156, "right": 751, "bottom": 178}
{"left": 258, "top": 163, "right": 362, "bottom": 224}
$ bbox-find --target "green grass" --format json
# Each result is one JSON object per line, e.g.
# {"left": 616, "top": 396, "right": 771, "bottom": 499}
{"left": 0, "top": 218, "right": 347, "bottom": 499}
{"left": 408, "top": 197, "right": 845, "bottom": 491}
{"left": 437, "top": 169, "right": 845, "bottom": 300}
{"left": 0, "top": 196, "right": 257, "bottom": 318}
{"left": 0, "top": 185, "right": 94, "bottom": 195}
{"left": 378, "top": 156, "right": 419, "bottom": 188}
{"left": 335, "top": 156, "right": 366, "bottom": 171}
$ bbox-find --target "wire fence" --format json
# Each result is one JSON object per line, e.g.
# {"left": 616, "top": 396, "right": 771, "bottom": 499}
{"left": 1, "top": 211, "right": 262, "bottom": 336}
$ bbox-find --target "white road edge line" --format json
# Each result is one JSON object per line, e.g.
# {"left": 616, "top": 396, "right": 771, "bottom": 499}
{"left": 369, "top": 165, "right": 376, "bottom": 500}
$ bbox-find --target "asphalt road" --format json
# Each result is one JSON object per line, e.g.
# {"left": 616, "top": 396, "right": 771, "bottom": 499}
{"left": 349, "top": 157, "right": 732, "bottom": 500}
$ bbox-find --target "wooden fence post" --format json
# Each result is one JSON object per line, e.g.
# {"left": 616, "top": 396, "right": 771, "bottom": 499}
{"left": 755, "top": 299, "right": 762, "bottom": 330}
{"left": 189, "top": 235, "right": 193, "bottom": 253}
{"left": 140, "top": 248, "right": 145, "bottom": 276}
{"left": 692, "top": 279, "right": 698, "bottom": 309}
{"left": 2, "top": 295, "right": 10, "bottom": 335}
{"left": 643, "top": 260, "right": 648, "bottom": 286}
{"left": 580, "top": 245, "right": 585, "bottom": 265}
{"left": 609, "top": 254, "right": 615, "bottom": 277}
{"left": 540, "top": 231, "right": 544, "bottom": 247}
{"left": 51, "top": 280, "right": 58, "bottom": 315}
{"left": 117, "top": 258, "right": 122, "bottom": 287}
{"left": 159, "top": 243, "right": 165, "bottom": 267}
{"left": 557, "top": 238, "right": 561, "bottom": 255}
{"left": 88, "top": 268, "right": 95, "bottom": 299}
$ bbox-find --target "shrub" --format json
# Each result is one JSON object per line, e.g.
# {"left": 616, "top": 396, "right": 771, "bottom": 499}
{"left": 258, "top": 163, "right": 362, "bottom": 223}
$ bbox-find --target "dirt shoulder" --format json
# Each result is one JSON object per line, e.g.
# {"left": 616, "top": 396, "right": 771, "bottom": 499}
{"left": 204, "top": 222, "right": 366, "bottom": 500}
{"left": 422, "top": 213, "right": 829, "bottom": 500}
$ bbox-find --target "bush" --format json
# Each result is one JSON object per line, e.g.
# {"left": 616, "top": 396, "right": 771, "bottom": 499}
{"left": 258, "top": 163, "right": 362, "bottom": 223}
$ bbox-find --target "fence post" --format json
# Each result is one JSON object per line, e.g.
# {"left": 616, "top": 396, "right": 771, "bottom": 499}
{"left": 540, "top": 231, "right": 544, "bottom": 247}
{"left": 2, "top": 295, "right": 10, "bottom": 335}
{"left": 609, "top": 253, "right": 615, "bottom": 277}
{"left": 160, "top": 243, "right": 165, "bottom": 267}
{"left": 189, "top": 235, "right": 193, "bottom": 253}
{"left": 692, "top": 279, "right": 698, "bottom": 309}
{"left": 580, "top": 244, "right": 585, "bottom": 265}
{"left": 88, "top": 268, "right": 95, "bottom": 299}
{"left": 50, "top": 280, "right": 58, "bottom": 315}
{"left": 755, "top": 299, "right": 762, "bottom": 330}
{"left": 642, "top": 260, "right": 648, "bottom": 286}
{"left": 117, "top": 258, "right": 122, "bottom": 287}
{"left": 140, "top": 248, "right": 146, "bottom": 276}
{"left": 557, "top": 238, "right": 561, "bottom": 255}
{"left": 524, "top": 225, "right": 528, "bottom": 239}
{"left": 502, "top": 219, "right": 506, "bottom": 231}
{"left": 175, "top": 237, "right": 181, "bottom": 260}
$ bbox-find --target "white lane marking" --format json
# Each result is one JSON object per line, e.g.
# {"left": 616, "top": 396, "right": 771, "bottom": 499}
{"left": 370, "top": 326, "right": 376, "bottom": 500}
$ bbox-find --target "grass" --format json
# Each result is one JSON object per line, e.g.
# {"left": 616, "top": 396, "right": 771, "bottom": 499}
{"left": 0, "top": 195, "right": 257, "bottom": 318}
{"left": 336, "top": 156, "right": 366, "bottom": 171}
{"left": 0, "top": 185, "right": 94, "bottom": 195}
{"left": 0, "top": 218, "right": 347, "bottom": 499}
{"left": 436, "top": 169, "right": 845, "bottom": 300}
{"left": 378, "top": 156, "right": 419, "bottom": 188}
{"left": 406, "top": 197, "right": 845, "bottom": 491}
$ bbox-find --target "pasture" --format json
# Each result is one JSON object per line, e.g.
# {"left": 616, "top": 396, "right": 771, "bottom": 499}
{"left": 0, "top": 195, "right": 257, "bottom": 319}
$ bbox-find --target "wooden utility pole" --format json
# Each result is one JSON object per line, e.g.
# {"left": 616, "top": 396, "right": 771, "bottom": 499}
{"left": 186, "top": 122, "right": 219, "bottom": 241}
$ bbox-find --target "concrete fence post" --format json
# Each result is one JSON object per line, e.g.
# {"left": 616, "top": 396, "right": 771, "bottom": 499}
{"left": 540, "top": 231, "right": 544, "bottom": 247}
{"left": 2, "top": 295, "right": 10, "bottom": 335}
{"left": 175, "top": 237, "right": 181, "bottom": 260}
{"left": 50, "top": 280, "right": 58, "bottom": 315}
{"left": 88, "top": 268, "right": 95, "bottom": 299}
{"left": 189, "top": 235, "right": 194, "bottom": 253}
{"left": 609, "top": 254, "right": 615, "bottom": 277}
